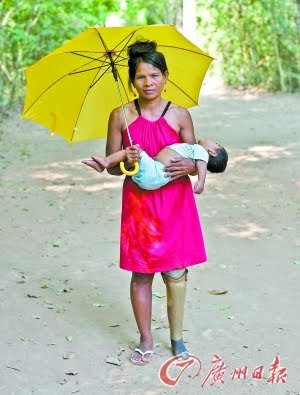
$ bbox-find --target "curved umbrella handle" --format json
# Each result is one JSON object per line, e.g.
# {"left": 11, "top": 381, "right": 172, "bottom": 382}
{"left": 120, "top": 161, "right": 139, "bottom": 176}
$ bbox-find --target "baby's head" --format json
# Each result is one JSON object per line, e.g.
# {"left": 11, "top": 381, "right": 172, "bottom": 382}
{"left": 198, "top": 138, "right": 228, "bottom": 173}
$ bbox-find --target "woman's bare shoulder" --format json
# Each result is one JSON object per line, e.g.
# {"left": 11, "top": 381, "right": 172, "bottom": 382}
{"left": 109, "top": 101, "right": 137, "bottom": 130}
{"left": 110, "top": 101, "right": 136, "bottom": 117}
{"left": 169, "top": 103, "right": 190, "bottom": 117}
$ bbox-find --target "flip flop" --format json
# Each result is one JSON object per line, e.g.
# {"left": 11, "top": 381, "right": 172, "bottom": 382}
{"left": 130, "top": 348, "right": 153, "bottom": 366}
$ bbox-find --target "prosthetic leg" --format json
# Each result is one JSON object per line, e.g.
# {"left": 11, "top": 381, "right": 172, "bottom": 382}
{"left": 161, "top": 268, "right": 189, "bottom": 359}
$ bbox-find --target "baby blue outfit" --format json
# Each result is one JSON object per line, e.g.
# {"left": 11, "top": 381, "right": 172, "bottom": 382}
{"left": 132, "top": 143, "right": 209, "bottom": 190}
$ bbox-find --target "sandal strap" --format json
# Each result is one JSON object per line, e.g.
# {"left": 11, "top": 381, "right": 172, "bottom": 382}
{"left": 134, "top": 347, "right": 153, "bottom": 356}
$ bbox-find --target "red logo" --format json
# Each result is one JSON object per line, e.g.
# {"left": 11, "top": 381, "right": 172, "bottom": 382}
{"left": 158, "top": 354, "right": 287, "bottom": 388}
{"left": 158, "top": 355, "right": 202, "bottom": 387}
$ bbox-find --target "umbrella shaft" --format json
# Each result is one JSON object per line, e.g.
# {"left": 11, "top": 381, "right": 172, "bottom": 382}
{"left": 115, "top": 79, "right": 133, "bottom": 146}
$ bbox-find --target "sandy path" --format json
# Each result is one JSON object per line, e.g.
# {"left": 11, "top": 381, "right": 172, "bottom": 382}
{"left": 0, "top": 81, "right": 299, "bottom": 394}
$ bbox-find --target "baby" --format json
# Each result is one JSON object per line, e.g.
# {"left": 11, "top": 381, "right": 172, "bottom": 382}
{"left": 82, "top": 138, "right": 228, "bottom": 194}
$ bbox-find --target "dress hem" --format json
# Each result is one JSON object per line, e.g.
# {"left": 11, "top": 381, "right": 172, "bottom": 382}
{"left": 119, "top": 258, "right": 207, "bottom": 274}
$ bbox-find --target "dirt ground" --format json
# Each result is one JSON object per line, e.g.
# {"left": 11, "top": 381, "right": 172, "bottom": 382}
{"left": 0, "top": 77, "right": 299, "bottom": 395}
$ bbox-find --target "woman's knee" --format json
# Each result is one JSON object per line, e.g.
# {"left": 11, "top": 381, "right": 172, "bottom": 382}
{"left": 131, "top": 272, "right": 155, "bottom": 285}
{"left": 161, "top": 268, "right": 187, "bottom": 282}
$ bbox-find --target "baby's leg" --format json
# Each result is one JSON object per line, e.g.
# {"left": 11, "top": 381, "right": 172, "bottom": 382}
{"left": 154, "top": 147, "right": 181, "bottom": 166}
{"left": 82, "top": 157, "right": 108, "bottom": 173}
{"left": 82, "top": 150, "right": 126, "bottom": 173}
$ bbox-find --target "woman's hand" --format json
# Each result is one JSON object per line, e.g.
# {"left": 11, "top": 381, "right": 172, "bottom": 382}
{"left": 125, "top": 145, "right": 141, "bottom": 164}
{"left": 164, "top": 157, "right": 196, "bottom": 181}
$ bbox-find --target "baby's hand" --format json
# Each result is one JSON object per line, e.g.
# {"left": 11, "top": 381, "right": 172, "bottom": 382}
{"left": 193, "top": 180, "right": 205, "bottom": 195}
{"left": 125, "top": 145, "right": 141, "bottom": 164}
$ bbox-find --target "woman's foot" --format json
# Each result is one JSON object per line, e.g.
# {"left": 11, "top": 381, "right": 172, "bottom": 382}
{"left": 130, "top": 335, "right": 153, "bottom": 365}
{"left": 171, "top": 339, "right": 189, "bottom": 360}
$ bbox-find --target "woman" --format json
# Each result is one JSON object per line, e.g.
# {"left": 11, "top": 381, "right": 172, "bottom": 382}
{"left": 90, "top": 40, "right": 207, "bottom": 365}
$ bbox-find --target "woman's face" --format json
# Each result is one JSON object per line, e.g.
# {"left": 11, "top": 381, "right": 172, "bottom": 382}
{"left": 133, "top": 62, "right": 168, "bottom": 100}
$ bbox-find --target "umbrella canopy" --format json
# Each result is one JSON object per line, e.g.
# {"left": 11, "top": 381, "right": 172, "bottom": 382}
{"left": 21, "top": 24, "right": 213, "bottom": 143}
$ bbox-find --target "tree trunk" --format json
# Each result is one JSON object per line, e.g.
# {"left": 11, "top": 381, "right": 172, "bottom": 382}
{"left": 296, "top": 0, "right": 300, "bottom": 33}
{"left": 183, "top": 0, "right": 197, "bottom": 43}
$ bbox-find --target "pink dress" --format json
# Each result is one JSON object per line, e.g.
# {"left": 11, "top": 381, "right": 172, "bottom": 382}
{"left": 120, "top": 100, "right": 207, "bottom": 273}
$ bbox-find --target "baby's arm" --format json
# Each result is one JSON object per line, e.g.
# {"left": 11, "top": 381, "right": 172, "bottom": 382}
{"left": 193, "top": 160, "right": 207, "bottom": 194}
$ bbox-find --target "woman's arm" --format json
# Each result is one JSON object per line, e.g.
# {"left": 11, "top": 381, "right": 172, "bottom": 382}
{"left": 106, "top": 108, "right": 132, "bottom": 175}
{"left": 164, "top": 108, "right": 197, "bottom": 180}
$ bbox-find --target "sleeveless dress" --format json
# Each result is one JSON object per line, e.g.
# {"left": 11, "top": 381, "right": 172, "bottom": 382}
{"left": 120, "top": 100, "right": 207, "bottom": 273}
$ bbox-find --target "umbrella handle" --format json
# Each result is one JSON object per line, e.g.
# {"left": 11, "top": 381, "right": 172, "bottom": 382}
{"left": 120, "top": 161, "right": 139, "bottom": 176}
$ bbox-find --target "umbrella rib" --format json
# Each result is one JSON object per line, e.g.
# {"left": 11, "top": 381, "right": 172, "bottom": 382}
{"left": 93, "top": 28, "right": 110, "bottom": 52}
{"left": 23, "top": 74, "right": 68, "bottom": 116}
{"left": 90, "top": 64, "right": 112, "bottom": 88}
{"left": 158, "top": 45, "right": 214, "bottom": 60}
{"left": 69, "top": 64, "right": 110, "bottom": 75}
{"left": 111, "top": 32, "right": 137, "bottom": 65}
{"left": 22, "top": 59, "right": 110, "bottom": 116}
{"left": 70, "top": 51, "right": 109, "bottom": 63}
{"left": 112, "top": 29, "right": 142, "bottom": 52}
{"left": 70, "top": 66, "right": 105, "bottom": 141}
{"left": 167, "top": 78, "right": 199, "bottom": 106}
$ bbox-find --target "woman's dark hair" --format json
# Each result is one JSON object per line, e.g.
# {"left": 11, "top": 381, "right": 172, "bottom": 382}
{"left": 207, "top": 147, "right": 228, "bottom": 173}
{"left": 127, "top": 40, "right": 168, "bottom": 87}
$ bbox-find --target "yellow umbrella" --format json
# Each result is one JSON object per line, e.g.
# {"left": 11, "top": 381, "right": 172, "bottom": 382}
{"left": 21, "top": 24, "right": 213, "bottom": 174}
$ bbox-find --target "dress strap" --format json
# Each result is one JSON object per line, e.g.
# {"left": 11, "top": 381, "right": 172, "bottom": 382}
{"left": 134, "top": 98, "right": 141, "bottom": 115}
{"left": 161, "top": 101, "right": 171, "bottom": 117}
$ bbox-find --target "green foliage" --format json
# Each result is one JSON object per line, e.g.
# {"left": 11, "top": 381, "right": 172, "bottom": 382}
{"left": 197, "top": 0, "right": 300, "bottom": 92}
{"left": 122, "top": 0, "right": 182, "bottom": 26}
{"left": 0, "top": 0, "right": 118, "bottom": 111}
{"left": 1, "top": 0, "right": 298, "bottom": 113}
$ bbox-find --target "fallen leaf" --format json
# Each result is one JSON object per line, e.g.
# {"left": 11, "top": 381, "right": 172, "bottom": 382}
{"left": 106, "top": 356, "right": 121, "bottom": 366}
{"left": 153, "top": 325, "right": 168, "bottom": 330}
{"left": 52, "top": 242, "right": 61, "bottom": 247}
{"left": 208, "top": 290, "right": 228, "bottom": 295}
{"left": 109, "top": 324, "right": 120, "bottom": 327}
{"left": 65, "top": 371, "right": 79, "bottom": 376}
{"left": 66, "top": 336, "right": 73, "bottom": 342}
{"left": 118, "top": 347, "right": 125, "bottom": 356}
{"left": 41, "top": 284, "right": 49, "bottom": 289}
{"left": 56, "top": 288, "right": 67, "bottom": 294}
{"left": 92, "top": 303, "right": 109, "bottom": 307}
{"left": 153, "top": 292, "right": 165, "bottom": 298}
{"left": 32, "top": 315, "right": 41, "bottom": 319}
{"left": 44, "top": 303, "right": 54, "bottom": 309}
{"left": 59, "top": 378, "right": 68, "bottom": 385}
{"left": 293, "top": 260, "right": 300, "bottom": 265}
{"left": 6, "top": 366, "right": 21, "bottom": 371}
{"left": 27, "top": 294, "right": 39, "bottom": 298}
{"left": 62, "top": 352, "right": 76, "bottom": 360}
{"left": 209, "top": 305, "right": 231, "bottom": 311}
